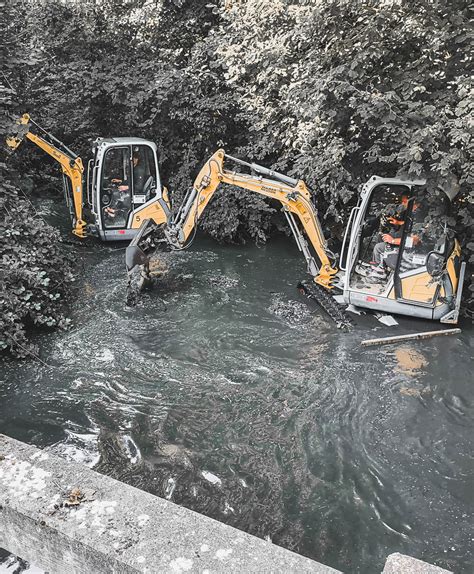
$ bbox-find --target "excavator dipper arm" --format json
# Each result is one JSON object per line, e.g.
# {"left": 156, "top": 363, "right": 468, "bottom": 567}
{"left": 6, "top": 114, "right": 86, "bottom": 238}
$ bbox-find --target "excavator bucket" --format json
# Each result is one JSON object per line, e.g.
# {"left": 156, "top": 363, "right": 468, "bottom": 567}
{"left": 125, "top": 219, "right": 171, "bottom": 305}
{"left": 6, "top": 114, "right": 31, "bottom": 151}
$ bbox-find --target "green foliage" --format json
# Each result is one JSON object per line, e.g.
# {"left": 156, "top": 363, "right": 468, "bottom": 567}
{"left": 0, "top": 164, "right": 75, "bottom": 358}
{"left": 1, "top": 1, "right": 76, "bottom": 358}
{"left": 215, "top": 1, "right": 472, "bottom": 204}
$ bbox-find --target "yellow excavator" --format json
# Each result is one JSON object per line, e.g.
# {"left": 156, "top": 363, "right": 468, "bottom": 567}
{"left": 126, "top": 150, "right": 465, "bottom": 325}
{"left": 6, "top": 114, "right": 464, "bottom": 325}
{"left": 6, "top": 114, "right": 171, "bottom": 240}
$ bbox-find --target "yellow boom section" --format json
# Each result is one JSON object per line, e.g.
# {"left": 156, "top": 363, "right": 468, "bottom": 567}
{"left": 176, "top": 149, "right": 338, "bottom": 288}
{"left": 6, "top": 114, "right": 87, "bottom": 238}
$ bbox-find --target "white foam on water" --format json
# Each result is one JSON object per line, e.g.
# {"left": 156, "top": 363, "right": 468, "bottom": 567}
{"left": 0, "top": 557, "right": 44, "bottom": 573}
{"left": 96, "top": 348, "right": 114, "bottom": 363}
{"left": 47, "top": 428, "right": 100, "bottom": 468}
{"left": 216, "top": 374, "right": 241, "bottom": 386}
{"left": 165, "top": 477, "right": 177, "bottom": 499}
{"left": 254, "top": 366, "right": 272, "bottom": 375}
{"left": 223, "top": 501, "right": 235, "bottom": 515}
{"left": 122, "top": 435, "right": 141, "bottom": 464}
{"left": 201, "top": 471, "right": 222, "bottom": 486}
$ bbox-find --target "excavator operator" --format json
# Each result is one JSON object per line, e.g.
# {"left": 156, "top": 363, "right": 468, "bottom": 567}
{"left": 103, "top": 165, "right": 131, "bottom": 226}
{"left": 132, "top": 147, "right": 149, "bottom": 195}
{"left": 370, "top": 198, "right": 420, "bottom": 280}
{"left": 103, "top": 183, "right": 131, "bottom": 226}
{"left": 371, "top": 193, "right": 409, "bottom": 264}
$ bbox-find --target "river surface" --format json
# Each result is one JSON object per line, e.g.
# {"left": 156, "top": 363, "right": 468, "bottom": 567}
{"left": 1, "top": 198, "right": 473, "bottom": 573}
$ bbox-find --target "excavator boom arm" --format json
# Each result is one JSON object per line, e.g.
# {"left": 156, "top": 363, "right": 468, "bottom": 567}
{"left": 6, "top": 114, "right": 86, "bottom": 238}
{"left": 170, "top": 149, "right": 337, "bottom": 287}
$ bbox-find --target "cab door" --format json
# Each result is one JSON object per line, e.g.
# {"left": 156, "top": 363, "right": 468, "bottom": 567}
{"left": 99, "top": 146, "right": 133, "bottom": 231}
{"left": 130, "top": 145, "right": 158, "bottom": 206}
{"left": 393, "top": 190, "right": 449, "bottom": 306}
{"left": 128, "top": 145, "right": 170, "bottom": 230}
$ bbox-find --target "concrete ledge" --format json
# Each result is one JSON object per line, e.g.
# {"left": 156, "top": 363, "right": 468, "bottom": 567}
{"left": 0, "top": 434, "right": 340, "bottom": 573}
{"left": 383, "top": 553, "right": 452, "bottom": 574}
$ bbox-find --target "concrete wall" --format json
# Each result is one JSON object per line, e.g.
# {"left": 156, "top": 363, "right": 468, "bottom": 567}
{"left": 383, "top": 553, "right": 452, "bottom": 574}
{"left": 0, "top": 434, "right": 340, "bottom": 573}
{"left": 0, "top": 434, "right": 453, "bottom": 574}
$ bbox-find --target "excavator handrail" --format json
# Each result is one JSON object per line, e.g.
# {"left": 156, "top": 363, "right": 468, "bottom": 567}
{"left": 27, "top": 116, "right": 79, "bottom": 160}
{"left": 224, "top": 153, "right": 299, "bottom": 187}
{"left": 339, "top": 205, "right": 360, "bottom": 271}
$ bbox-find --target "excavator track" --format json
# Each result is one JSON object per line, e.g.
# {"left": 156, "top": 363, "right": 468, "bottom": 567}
{"left": 297, "top": 281, "right": 352, "bottom": 330}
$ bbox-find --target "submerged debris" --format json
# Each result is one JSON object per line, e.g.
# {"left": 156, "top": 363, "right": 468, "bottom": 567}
{"left": 374, "top": 313, "right": 399, "bottom": 327}
{"left": 361, "top": 328, "right": 461, "bottom": 347}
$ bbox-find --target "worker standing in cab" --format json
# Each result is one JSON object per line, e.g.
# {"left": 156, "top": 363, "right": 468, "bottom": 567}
{"left": 132, "top": 147, "right": 148, "bottom": 195}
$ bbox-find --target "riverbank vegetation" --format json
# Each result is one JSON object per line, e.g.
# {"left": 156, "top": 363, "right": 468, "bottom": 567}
{"left": 0, "top": 164, "right": 75, "bottom": 358}
{"left": 1, "top": 0, "right": 472, "bottom": 355}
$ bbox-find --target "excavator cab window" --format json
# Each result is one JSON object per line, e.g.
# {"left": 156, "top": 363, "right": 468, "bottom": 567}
{"left": 349, "top": 183, "right": 453, "bottom": 303}
{"left": 358, "top": 184, "right": 410, "bottom": 263}
{"left": 101, "top": 146, "right": 132, "bottom": 229}
{"left": 349, "top": 183, "right": 411, "bottom": 291}
{"left": 132, "top": 145, "right": 157, "bottom": 205}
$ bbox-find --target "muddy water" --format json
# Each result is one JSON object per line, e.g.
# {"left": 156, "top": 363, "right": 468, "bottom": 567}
{"left": 1, "top": 201, "right": 473, "bottom": 573}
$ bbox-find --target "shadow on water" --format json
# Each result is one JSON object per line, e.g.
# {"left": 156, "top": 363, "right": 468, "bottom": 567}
{"left": 1, "top": 202, "right": 473, "bottom": 573}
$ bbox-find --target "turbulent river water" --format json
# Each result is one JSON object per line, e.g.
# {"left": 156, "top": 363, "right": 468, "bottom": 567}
{"left": 1, "top": 198, "right": 473, "bottom": 574}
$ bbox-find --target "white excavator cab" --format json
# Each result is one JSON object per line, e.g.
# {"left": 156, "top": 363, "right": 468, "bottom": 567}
{"left": 6, "top": 115, "right": 171, "bottom": 241}
{"left": 340, "top": 177, "right": 465, "bottom": 323}
{"left": 87, "top": 138, "right": 170, "bottom": 241}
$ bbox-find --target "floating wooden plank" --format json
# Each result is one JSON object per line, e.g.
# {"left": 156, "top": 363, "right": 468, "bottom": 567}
{"left": 361, "top": 328, "right": 461, "bottom": 347}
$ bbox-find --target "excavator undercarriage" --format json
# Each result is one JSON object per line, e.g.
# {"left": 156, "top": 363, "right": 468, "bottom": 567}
{"left": 297, "top": 282, "right": 352, "bottom": 330}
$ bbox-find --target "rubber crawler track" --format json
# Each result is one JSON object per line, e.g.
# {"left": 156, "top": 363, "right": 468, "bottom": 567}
{"left": 297, "top": 281, "right": 353, "bottom": 330}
